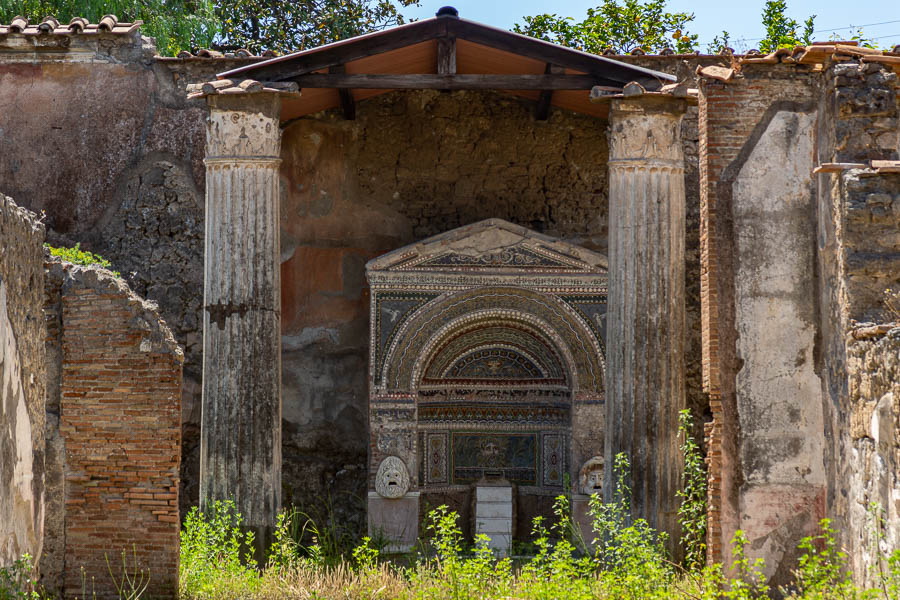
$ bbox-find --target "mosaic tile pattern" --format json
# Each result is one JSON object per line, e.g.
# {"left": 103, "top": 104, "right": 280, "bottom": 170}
{"left": 366, "top": 219, "right": 607, "bottom": 497}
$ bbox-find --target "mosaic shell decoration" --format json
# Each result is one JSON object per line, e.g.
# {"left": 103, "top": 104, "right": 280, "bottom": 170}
{"left": 375, "top": 456, "right": 410, "bottom": 499}
{"left": 579, "top": 456, "right": 605, "bottom": 496}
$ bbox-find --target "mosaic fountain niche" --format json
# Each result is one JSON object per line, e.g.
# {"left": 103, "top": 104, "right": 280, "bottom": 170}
{"left": 366, "top": 219, "right": 608, "bottom": 553}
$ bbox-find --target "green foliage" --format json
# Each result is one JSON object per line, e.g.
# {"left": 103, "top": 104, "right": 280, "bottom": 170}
{"left": 589, "top": 452, "right": 675, "bottom": 597}
{"left": 759, "top": 0, "right": 815, "bottom": 52}
{"left": 514, "top": 0, "right": 698, "bottom": 55}
{"left": 728, "top": 530, "right": 770, "bottom": 599}
{"left": 707, "top": 30, "right": 732, "bottom": 54}
{"left": 44, "top": 243, "right": 119, "bottom": 277}
{"left": 215, "top": 0, "right": 419, "bottom": 55}
{"left": 0, "top": 555, "right": 39, "bottom": 600}
{"left": 179, "top": 499, "right": 260, "bottom": 599}
{"left": 788, "top": 519, "right": 858, "bottom": 599}
{"left": 0, "top": 0, "right": 218, "bottom": 55}
{"left": 677, "top": 409, "right": 708, "bottom": 571}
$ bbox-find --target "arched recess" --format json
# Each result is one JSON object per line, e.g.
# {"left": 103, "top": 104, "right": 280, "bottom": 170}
{"left": 365, "top": 219, "right": 608, "bottom": 546}
{"left": 382, "top": 287, "right": 603, "bottom": 395}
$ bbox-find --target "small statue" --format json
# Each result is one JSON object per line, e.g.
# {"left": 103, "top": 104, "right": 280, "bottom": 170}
{"left": 375, "top": 456, "right": 410, "bottom": 499}
{"left": 579, "top": 456, "right": 604, "bottom": 496}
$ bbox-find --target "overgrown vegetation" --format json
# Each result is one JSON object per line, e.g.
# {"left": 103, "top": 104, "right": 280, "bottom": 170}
{"left": 5, "top": 414, "right": 900, "bottom": 599}
{"left": 45, "top": 243, "right": 119, "bottom": 277}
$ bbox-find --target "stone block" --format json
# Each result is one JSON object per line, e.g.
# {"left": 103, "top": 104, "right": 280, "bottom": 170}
{"left": 474, "top": 517, "right": 512, "bottom": 534}
{"left": 475, "top": 502, "right": 512, "bottom": 519}
{"left": 368, "top": 492, "right": 419, "bottom": 552}
{"left": 476, "top": 486, "right": 512, "bottom": 502}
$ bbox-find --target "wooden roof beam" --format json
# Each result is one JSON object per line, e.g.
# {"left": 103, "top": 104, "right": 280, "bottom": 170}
{"left": 437, "top": 35, "right": 456, "bottom": 75}
{"left": 329, "top": 65, "right": 355, "bottom": 120}
{"left": 535, "top": 64, "right": 564, "bottom": 120}
{"left": 447, "top": 18, "right": 673, "bottom": 88}
{"left": 221, "top": 18, "right": 448, "bottom": 81}
{"left": 291, "top": 73, "right": 621, "bottom": 90}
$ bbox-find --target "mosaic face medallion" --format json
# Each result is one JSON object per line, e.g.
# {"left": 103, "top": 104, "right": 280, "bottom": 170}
{"left": 375, "top": 456, "right": 411, "bottom": 499}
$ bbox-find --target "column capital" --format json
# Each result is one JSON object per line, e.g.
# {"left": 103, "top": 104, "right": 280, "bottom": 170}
{"left": 608, "top": 95, "right": 688, "bottom": 166}
{"left": 206, "top": 93, "right": 283, "bottom": 160}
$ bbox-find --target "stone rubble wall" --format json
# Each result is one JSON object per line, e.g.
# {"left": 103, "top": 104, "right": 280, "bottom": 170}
{"left": 841, "top": 329, "right": 900, "bottom": 585}
{"left": 0, "top": 195, "right": 46, "bottom": 569}
{"left": 817, "top": 60, "right": 900, "bottom": 586}
{"left": 45, "top": 261, "right": 183, "bottom": 599}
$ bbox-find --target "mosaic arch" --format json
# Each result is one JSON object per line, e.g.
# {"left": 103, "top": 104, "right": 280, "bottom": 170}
{"left": 366, "top": 219, "right": 609, "bottom": 543}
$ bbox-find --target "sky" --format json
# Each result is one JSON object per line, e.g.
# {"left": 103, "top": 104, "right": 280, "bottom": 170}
{"left": 402, "top": 0, "right": 900, "bottom": 51}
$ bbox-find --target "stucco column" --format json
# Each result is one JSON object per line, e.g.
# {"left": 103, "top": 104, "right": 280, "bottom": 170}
{"left": 200, "top": 93, "right": 282, "bottom": 555}
{"left": 605, "top": 95, "right": 687, "bottom": 549}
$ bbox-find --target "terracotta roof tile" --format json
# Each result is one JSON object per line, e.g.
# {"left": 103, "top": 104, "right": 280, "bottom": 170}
{"left": 0, "top": 15, "right": 141, "bottom": 35}
{"left": 185, "top": 78, "right": 299, "bottom": 99}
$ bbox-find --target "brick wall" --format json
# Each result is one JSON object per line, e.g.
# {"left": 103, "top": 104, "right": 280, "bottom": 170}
{"left": 52, "top": 263, "right": 182, "bottom": 599}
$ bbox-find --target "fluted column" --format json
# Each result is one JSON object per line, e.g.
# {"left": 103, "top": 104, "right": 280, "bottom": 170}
{"left": 605, "top": 95, "right": 688, "bottom": 550}
{"left": 200, "top": 93, "right": 282, "bottom": 557}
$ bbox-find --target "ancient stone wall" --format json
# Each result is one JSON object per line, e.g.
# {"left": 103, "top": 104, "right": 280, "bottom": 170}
{"left": 841, "top": 328, "right": 900, "bottom": 584}
{"left": 44, "top": 261, "right": 182, "bottom": 599}
{"left": 700, "top": 66, "right": 826, "bottom": 582}
{"left": 816, "top": 60, "right": 900, "bottom": 585}
{"left": 0, "top": 195, "right": 46, "bottom": 569}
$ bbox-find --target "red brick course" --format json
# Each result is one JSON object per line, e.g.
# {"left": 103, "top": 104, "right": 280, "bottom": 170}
{"left": 58, "top": 268, "right": 182, "bottom": 599}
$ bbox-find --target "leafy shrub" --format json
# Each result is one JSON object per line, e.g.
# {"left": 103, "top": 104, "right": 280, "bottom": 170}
{"left": 45, "top": 243, "right": 120, "bottom": 277}
{"left": 179, "top": 500, "right": 260, "bottom": 599}
{"left": 0, "top": 555, "right": 39, "bottom": 600}
{"left": 678, "top": 408, "right": 708, "bottom": 571}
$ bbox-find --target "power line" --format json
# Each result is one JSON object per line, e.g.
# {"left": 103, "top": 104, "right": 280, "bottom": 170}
{"left": 812, "top": 18, "right": 900, "bottom": 34}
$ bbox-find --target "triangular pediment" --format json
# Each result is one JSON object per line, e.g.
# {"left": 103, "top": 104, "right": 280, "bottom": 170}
{"left": 366, "top": 219, "right": 607, "bottom": 274}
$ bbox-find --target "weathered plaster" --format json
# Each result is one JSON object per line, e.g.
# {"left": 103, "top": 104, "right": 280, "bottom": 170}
{"left": 731, "top": 109, "right": 825, "bottom": 581}
{"left": 0, "top": 280, "right": 41, "bottom": 565}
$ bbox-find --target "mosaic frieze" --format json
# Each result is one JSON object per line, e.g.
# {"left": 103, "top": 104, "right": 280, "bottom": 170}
{"left": 451, "top": 432, "right": 538, "bottom": 486}
{"left": 418, "top": 401, "right": 570, "bottom": 428}
{"left": 398, "top": 246, "right": 577, "bottom": 271}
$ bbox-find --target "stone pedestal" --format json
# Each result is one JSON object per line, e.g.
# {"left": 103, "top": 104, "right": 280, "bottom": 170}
{"left": 368, "top": 492, "right": 419, "bottom": 552}
{"left": 199, "top": 93, "right": 283, "bottom": 557}
{"left": 474, "top": 483, "right": 514, "bottom": 556}
{"left": 605, "top": 96, "right": 688, "bottom": 551}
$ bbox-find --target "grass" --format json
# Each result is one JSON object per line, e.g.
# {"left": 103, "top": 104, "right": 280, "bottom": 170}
{"left": 4, "top": 411, "right": 899, "bottom": 600}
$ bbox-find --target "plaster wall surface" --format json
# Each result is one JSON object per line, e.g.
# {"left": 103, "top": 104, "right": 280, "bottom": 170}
{"left": 731, "top": 109, "right": 825, "bottom": 582}
{"left": 0, "top": 195, "right": 46, "bottom": 568}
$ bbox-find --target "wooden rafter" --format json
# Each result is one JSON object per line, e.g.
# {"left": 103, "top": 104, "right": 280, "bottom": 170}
{"left": 290, "top": 73, "right": 618, "bottom": 90}
{"left": 535, "top": 64, "right": 564, "bottom": 120}
{"left": 329, "top": 64, "right": 355, "bottom": 120}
